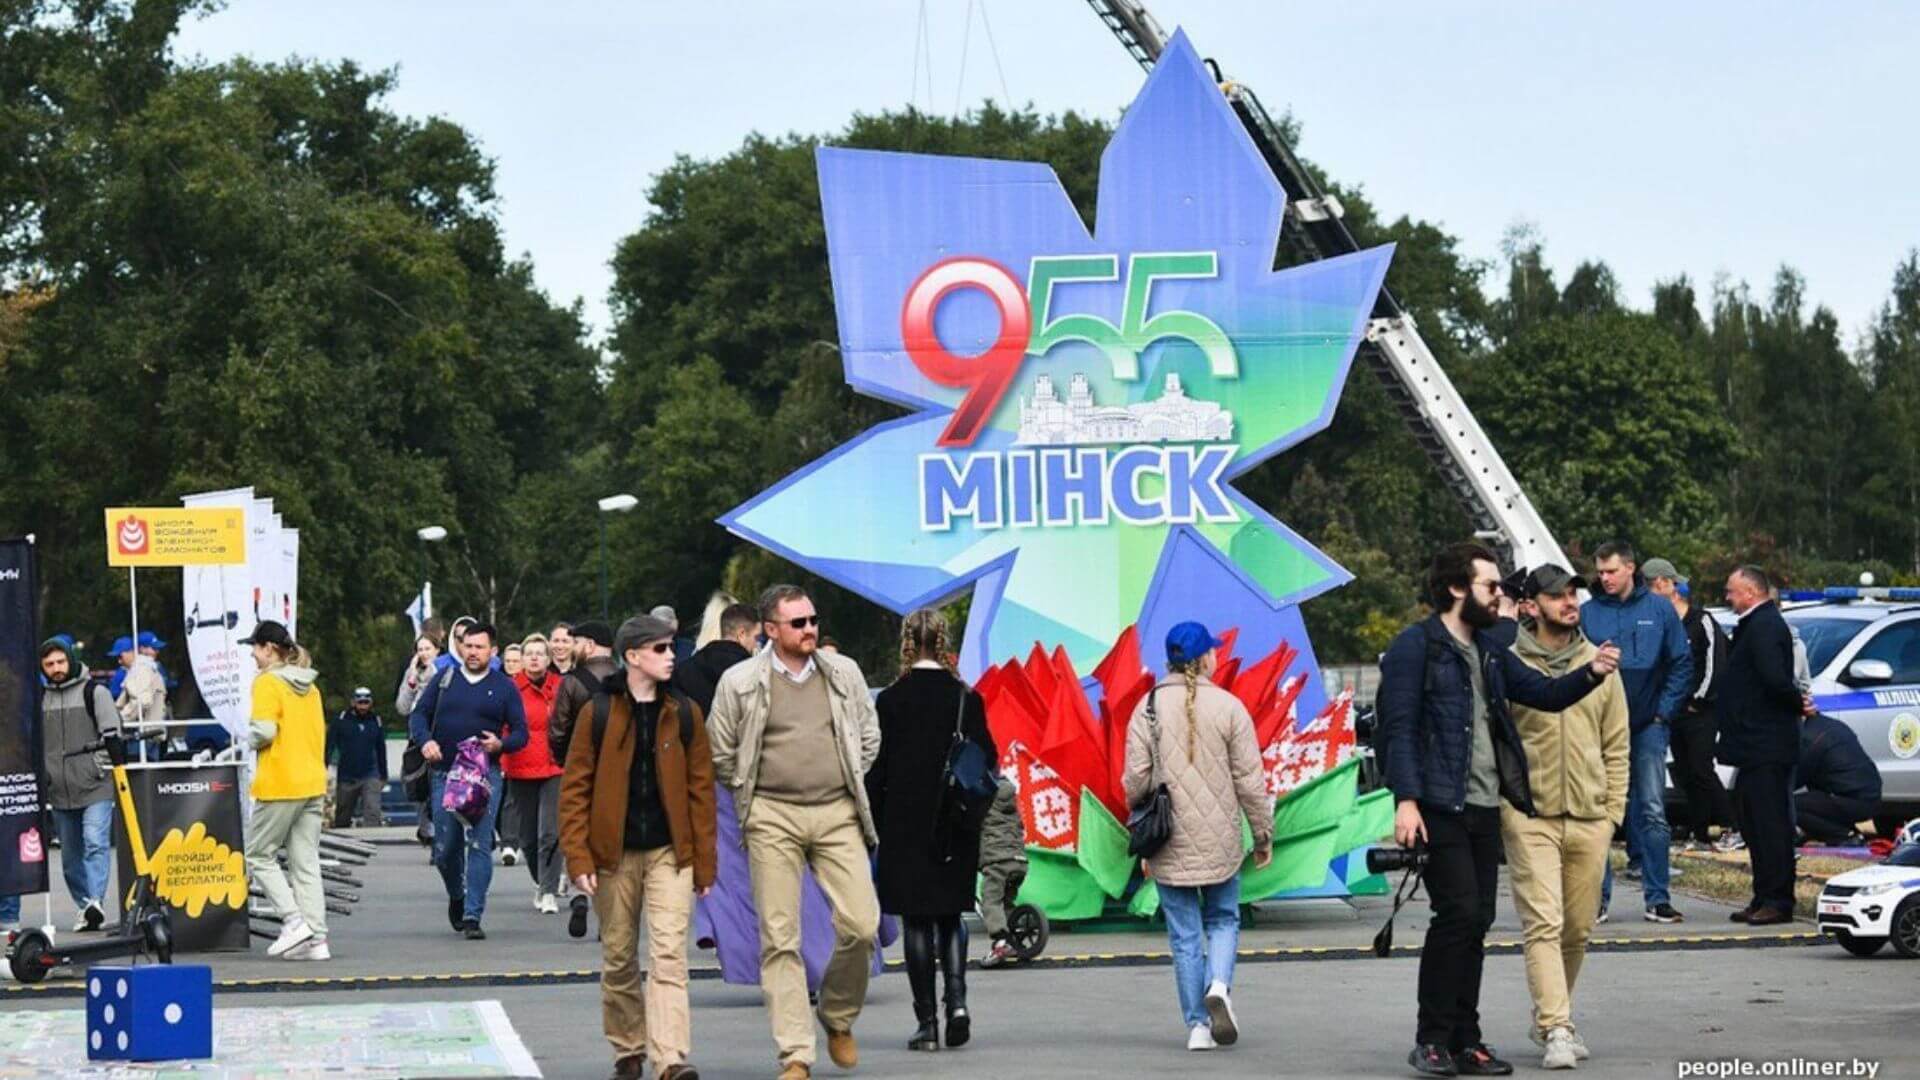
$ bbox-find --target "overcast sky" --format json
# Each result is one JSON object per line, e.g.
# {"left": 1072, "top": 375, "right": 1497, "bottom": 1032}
{"left": 175, "top": 1, "right": 1920, "bottom": 349}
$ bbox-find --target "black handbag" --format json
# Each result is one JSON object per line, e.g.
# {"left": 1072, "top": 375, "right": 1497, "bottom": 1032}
{"left": 1126, "top": 689, "right": 1174, "bottom": 858}
{"left": 938, "top": 679, "right": 999, "bottom": 859}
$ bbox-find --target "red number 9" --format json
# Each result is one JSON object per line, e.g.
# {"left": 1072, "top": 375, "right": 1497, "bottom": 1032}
{"left": 900, "top": 257, "right": 1030, "bottom": 448}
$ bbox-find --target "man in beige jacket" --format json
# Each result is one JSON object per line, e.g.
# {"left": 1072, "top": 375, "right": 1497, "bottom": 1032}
{"left": 708, "top": 585, "right": 881, "bottom": 1080}
{"left": 1504, "top": 566, "right": 1629, "bottom": 1070}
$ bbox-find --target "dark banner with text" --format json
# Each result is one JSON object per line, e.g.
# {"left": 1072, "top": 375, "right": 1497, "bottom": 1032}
{"left": 0, "top": 537, "right": 49, "bottom": 899}
{"left": 115, "top": 763, "right": 250, "bottom": 951}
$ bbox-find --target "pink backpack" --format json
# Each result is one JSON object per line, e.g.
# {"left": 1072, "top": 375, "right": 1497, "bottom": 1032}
{"left": 441, "top": 737, "right": 494, "bottom": 826}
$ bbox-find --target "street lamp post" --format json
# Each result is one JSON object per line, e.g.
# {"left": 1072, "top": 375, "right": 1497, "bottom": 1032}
{"left": 416, "top": 525, "right": 448, "bottom": 625}
{"left": 596, "top": 495, "right": 638, "bottom": 620}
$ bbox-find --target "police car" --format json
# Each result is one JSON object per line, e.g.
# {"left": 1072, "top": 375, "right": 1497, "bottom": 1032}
{"left": 1815, "top": 823, "right": 1920, "bottom": 957}
{"left": 1711, "top": 586, "right": 1920, "bottom": 826}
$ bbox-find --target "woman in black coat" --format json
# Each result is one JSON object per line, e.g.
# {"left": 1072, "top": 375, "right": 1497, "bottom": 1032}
{"left": 868, "top": 607, "right": 996, "bottom": 1052}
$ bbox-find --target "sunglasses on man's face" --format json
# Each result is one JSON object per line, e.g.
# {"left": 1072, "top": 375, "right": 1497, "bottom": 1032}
{"left": 773, "top": 614, "right": 820, "bottom": 630}
{"left": 645, "top": 642, "right": 673, "bottom": 655}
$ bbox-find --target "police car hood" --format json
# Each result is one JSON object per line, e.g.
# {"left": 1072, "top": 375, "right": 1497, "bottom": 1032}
{"left": 1825, "top": 864, "right": 1920, "bottom": 889}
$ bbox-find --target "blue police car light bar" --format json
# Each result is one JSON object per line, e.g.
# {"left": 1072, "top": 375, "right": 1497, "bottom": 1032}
{"left": 1787, "top": 586, "right": 1920, "bottom": 603}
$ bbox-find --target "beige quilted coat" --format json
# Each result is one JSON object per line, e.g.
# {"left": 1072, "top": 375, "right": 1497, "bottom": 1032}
{"left": 1122, "top": 678, "right": 1272, "bottom": 886}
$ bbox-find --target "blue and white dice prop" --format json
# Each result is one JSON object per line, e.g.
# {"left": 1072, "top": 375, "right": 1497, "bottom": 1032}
{"left": 85, "top": 964, "right": 213, "bottom": 1061}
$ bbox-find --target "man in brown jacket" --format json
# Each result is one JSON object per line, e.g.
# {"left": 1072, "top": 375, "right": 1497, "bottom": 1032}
{"left": 1503, "top": 566, "right": 1628, "bottom": 1070}
{"left": 561, "top": 614, "right": 717, "bottom": 1080}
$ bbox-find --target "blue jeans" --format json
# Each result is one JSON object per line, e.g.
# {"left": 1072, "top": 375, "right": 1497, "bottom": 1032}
{"left": 1624, "top": 722, "right": 1672, "bottom": 907}
{"left": 1158, "top": 877, "right": 1241, "bottom": 1029}
{"left": 52, "top": 802, "right": 114, "bottom": 907}
{"left": 430, "top": 765, "right": 502, "bottom": 923}
{"left": 0, "top": 893, "right": 19, "bottom": 924}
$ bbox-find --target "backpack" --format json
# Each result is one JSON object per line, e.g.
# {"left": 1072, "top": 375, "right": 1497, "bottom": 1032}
{"left": 401, "top": 667, "right": 457, "bottom": 802}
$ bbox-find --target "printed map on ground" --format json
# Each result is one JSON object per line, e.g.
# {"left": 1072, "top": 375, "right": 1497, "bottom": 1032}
{"left": 0, "top": 999, "right": 540, "bottom": 1078}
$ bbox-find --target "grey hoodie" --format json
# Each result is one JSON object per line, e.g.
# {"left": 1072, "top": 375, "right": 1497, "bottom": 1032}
{"left": 40, "top": 655, "right": 120, "bottom": 810}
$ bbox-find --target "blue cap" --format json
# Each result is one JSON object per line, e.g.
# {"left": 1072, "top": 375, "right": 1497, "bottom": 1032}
{"left": 109, "top": 636, "right": 134, "bottom": 655}
{"left": 137, "top": 630, "right": 166, "bottom": 650}
{"left": 1164, "top": 621, "right": 1226, "bottom": 666}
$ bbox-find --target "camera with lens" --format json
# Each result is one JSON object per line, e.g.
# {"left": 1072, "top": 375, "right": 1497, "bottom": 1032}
{"left": 1368, "top": 842, "right": 1428, "bottom": 957}
{"left": 1366, "top": 844, "right": 1428, "bottom": 875}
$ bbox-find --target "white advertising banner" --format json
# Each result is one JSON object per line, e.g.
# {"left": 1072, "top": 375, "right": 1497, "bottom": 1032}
{"left": 247, "top": 499, "right": 277, "bottom": 633}
{"left": 279, "top": 528, "right": 300, "bottom": 637}
{"left": 180, "top": 487, "right": 256, "bottom": 742}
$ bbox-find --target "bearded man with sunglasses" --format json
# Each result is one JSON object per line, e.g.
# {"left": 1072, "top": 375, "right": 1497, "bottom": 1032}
{"left": 708, "top": 585, "right": 883, "bottom": 1080}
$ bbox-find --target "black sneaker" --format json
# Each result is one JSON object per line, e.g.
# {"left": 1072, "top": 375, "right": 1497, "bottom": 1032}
{"left": 448, "top": 896, "right": 465, "bottom": 932}
{"left": 462, "top": 920, "right": 486, "bottom": 941}
{"left": 569, "top": 894, "right": 591, "bottom": 939}
{"left": 1454, "top": 1044, "right": 1513, "bottom": 1076}
{"left": 1408, "top": 1044, "right": 1458, "bottom": 1076}
{"left": 1644, "top": 903, "right": 1684, "bottom": 924}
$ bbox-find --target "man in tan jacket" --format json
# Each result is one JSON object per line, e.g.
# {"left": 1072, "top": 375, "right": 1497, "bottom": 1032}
{"left": 707, "top": 585, "right": 881, "bottom": 1080}
{"left": 1503, "top": 566, "right": 1629, "bottom": 1070}
{"left": 560, "top": 613, "right": 716, "bottom": 1080}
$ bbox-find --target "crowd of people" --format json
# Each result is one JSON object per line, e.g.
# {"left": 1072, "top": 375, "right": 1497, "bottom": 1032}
{"left": 1376, "top": 541, "right": 1887, "bottom": 1076}
{"left": 4, "top": 543, "right": 1894, "bottom": 1079}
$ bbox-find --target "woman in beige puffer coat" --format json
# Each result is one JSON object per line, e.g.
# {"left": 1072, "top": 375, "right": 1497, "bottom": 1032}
{"left": 1122, "top": 621, "right": 1273, "bottom": 1052}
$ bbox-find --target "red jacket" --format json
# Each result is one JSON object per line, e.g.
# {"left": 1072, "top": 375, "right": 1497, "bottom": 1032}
{"left": 503, "top": 670, "right": 564, "bottom": 780}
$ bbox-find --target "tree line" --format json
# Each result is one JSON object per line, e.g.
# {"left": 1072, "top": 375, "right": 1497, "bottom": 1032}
{"left": 3, "top": 2, "right": 1917, "bottom": 703}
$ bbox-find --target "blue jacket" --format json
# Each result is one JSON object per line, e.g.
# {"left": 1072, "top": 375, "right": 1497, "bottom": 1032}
{"left": 328, "top": 709, "right": 390, "bottom": 782}
{"left": 1580, "top": 578, "right": 1692, "bottom": 732}
{"left": 1376, "top": 614, "right": 1604, "bottom": 814}
{"left": 408, "top": 666, "right": 527, "bottom": 768}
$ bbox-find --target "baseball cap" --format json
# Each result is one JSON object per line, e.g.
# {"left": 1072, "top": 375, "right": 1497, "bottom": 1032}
{"left": 137, "top": 630, "right": 167, "bottom": 650}
{"left": 1497, "top": 568, "right": 1529, "bottom": 602}
{"left": 572, "top": 620, "right": 614, "bottom": 648}
{"left": 1164, "top": 621, "right": 1227, "bottom": 666}
{"left": 237, "top": 619, "right": 294, "bottom": 649}
{"left": 109, "top": 636, "right": 134, "bottom": 656}
{"left": 615, "top": 614, "right": 677, "bottom": 658}
{"left": 351, "top": 686, "right": 373, "bottom": 702}
{"left": 1641, "top": 557, "right": 1687, "bottom": 586}
{"left": 1523, "top": 565, "right": 1588, "bottom": 598}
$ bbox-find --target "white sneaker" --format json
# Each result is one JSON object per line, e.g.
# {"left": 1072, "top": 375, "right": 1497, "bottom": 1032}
{"left": 501, "top": 847, "right": 520, "bottom": 867}
{"left": 1542, "top": 1026, "right": 1577, "bottom": 1070}
{"left": 1532, "top": 1024, "right": 1591, "bottom": 1062}
{"left": 1187, "top": 1024, "right": 1217, "bottom": 1051}
{"left": 266, "top": 917, "right": 315, "bottom": 958}
{"left": 283, "top": 938, "right": 330, "bottom": 961}
{"left": 1203, "top": 980, "right": 1239, "bottom": 1046}
{"left": 536, "top": 893, "right": 559, "bottom": 915}
{"left": 71, "top": 899, "right": 105, "bottom": 932}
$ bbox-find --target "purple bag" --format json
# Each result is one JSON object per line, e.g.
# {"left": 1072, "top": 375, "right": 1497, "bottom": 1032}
{"left": 441, "top": 737, "right": 493, "bottom": 826}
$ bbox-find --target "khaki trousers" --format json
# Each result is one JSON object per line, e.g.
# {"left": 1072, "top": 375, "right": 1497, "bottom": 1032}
{"left": 595, "top": 846, "right": 694, "bottom": 1068}
{"left": 247, "top": 796, "right": 327, "bottom": 938}
{"left": 1501, "top": 808, "right": 1612, "bottom": 1035}
{"left": 745, "top": 795, "right": 880, "bottom": 1068}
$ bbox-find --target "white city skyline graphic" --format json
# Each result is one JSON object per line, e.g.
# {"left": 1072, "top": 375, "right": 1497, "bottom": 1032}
{"left": 1014, "top": 371, "right": 1235, "bottom": 446}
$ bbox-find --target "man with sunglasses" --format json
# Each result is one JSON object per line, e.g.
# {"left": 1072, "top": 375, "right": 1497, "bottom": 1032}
{"left": 708, "top": 585, "right": 882, "bottom": 1080}
{"left": 1376, "top": 543, "right": 1621, "bottom": 1077}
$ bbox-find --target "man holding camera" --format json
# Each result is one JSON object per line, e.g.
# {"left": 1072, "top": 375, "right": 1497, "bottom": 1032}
{"left": 1377, "top": 543, "right": 1621, "bottom": 1077}
{"left": 1503, "top": 567, "right": 1628, "bottom": 1069}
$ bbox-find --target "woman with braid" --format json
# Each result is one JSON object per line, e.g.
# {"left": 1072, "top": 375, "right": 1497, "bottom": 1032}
{"left": 867, "top": 608, "right": 996, "bottom": 1052}
{"left": 1123, "top": 622, "right": 1273, "bottom": 1052}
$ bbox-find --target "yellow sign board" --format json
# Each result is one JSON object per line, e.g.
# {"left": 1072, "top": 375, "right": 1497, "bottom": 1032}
{"left": 104, "top": 507, "right": 248, "bottom": 567}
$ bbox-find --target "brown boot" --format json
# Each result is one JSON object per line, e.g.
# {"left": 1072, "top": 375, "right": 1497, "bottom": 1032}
{"left": 825, "top": 1028, "right": 858, "bottom": 1069}
{"left": 659, "top": 1065, "right": 700, "bottom": 1080}
{"left": 777, "top": 1062, "right": 811, "bottom": 1080}
{"left": 610, "top": 1054, "right": 644, "bottom": 1079}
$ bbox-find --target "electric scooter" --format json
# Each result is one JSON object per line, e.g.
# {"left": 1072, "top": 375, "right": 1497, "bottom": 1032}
{"left": 7, "top": 734, "right": 175, "bottom": 983}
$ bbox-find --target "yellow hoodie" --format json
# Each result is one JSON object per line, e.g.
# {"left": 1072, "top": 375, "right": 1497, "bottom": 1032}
{"left": 1508, "top": 627, "right": 1629, "bottom": 824}
{"left": 250, "top": 665, "right": 327, "bottom": 801}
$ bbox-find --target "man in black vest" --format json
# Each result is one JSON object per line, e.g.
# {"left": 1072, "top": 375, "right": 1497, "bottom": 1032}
{"left": 1716, "top": 566, "right": 1802, "bottom": 925}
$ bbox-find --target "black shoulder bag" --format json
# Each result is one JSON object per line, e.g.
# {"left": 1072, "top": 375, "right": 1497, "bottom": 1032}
{"left": 1125, "top": 688, "right": 1174, "bottom": 858}
{"left": 937, "top": 679, "right": 999, "bottom": 860}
